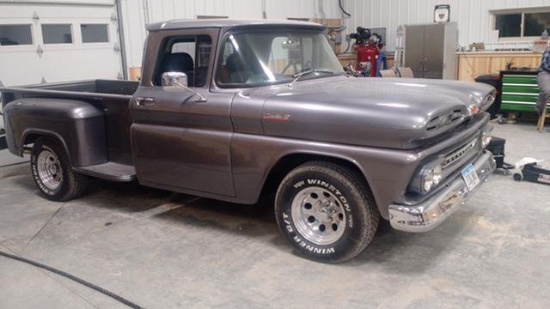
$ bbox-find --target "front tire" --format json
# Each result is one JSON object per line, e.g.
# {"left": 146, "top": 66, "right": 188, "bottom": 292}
{"left": 30, "top": 137, "right": 88, "bottom": 201}
{"left": 275, "top": 161, "right": 379, "bottom": 263}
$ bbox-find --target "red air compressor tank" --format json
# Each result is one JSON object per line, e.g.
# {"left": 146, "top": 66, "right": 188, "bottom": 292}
{"left": 355, "top": 43, "right": 379, "bottom": 77}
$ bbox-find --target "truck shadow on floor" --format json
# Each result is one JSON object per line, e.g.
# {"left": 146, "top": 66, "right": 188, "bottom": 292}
{"left": 84, "top": 179, "right": 467, "bottom": 266}
{"left": 5, "top": 163, "right": 475, "bottom": 267}
{"left": 85, "top": 177, "right": 281, "bottom": 240}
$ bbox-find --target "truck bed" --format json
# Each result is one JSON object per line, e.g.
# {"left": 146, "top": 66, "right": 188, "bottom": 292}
{"left": 4, "top": 79, "right": 139, "bottom": 96}
{"left": 1, "top": 79, "right": 139, "bottom": 166}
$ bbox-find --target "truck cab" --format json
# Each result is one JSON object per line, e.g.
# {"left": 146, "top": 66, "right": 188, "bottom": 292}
{"left": 131, "top": 20, "right": 345, "bottom": 201}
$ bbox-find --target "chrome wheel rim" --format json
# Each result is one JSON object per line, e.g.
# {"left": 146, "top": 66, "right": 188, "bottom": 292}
{"left": 291, "top": 186, "right": 346, "bottom": 245}
{"left": 37, "top": 149, "right": 63, "bottom": 190}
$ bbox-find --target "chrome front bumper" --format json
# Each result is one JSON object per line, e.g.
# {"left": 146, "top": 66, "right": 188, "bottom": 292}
{"left": 389, "top": 151, "right": 496, "bottom": 233}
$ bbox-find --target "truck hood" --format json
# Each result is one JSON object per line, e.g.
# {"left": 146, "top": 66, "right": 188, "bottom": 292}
{"left": 253, "top": 76, "right": 495, "bottom": 149}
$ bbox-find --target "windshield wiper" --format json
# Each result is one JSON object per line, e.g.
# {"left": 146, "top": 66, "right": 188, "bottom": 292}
{"left": 288, "top": 69, "right": 334, "bottom": 88}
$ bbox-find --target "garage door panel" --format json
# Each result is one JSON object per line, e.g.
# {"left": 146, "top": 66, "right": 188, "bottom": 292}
{"left": 0, "top": 51, "right": 44, "bottom": 86}
{"left": 0, "top": 3, "right": 115, "bottom": 20}
{"left": 39, "top": 49, "right": 121, "bottom": 82}
{"left": 0, "top": 3, "right": 121, "bottom": 86}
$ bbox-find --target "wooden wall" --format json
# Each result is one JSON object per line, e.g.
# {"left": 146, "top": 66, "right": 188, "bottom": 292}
{"left": 457, "top": 52, "right": 542, "bottom": 82}
{"left": 338, "top": 51, "right": 541, "bottom": 81}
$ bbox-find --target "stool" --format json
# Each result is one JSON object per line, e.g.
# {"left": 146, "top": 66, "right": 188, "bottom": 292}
{"left": 537, "top": 104, "right": 550, "bottom": 132}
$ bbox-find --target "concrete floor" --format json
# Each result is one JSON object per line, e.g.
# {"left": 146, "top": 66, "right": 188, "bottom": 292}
{"left": 1, "top": 119, "right": 550, "bottom": 309}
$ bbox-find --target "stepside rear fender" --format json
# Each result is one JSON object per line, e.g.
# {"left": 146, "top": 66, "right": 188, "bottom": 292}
{"left": 3, "top": 98, "right": 107, "bottom": 167}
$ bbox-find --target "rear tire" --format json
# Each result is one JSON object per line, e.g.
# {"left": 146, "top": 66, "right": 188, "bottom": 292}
{"left": 275, "top": 161, "right": 379, "bottom": 263}
{"left": 30, "top": 137, "right": 88, "bottom": 201}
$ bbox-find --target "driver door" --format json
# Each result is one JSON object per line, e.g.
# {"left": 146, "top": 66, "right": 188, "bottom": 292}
{"left": 130, "top": 29, "right": 235, "bottom": 197}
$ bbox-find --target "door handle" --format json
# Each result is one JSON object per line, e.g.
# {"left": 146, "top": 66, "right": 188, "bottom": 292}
{"left": 135, "top": 97, "right": 156, "bottom": 107}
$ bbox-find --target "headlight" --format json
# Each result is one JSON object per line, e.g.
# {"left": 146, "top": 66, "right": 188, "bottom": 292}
{"left": 420, "top": 164, "right": 443, "bottom": 193}
{"left": 411, "top": 159, "right": 444, "bottom": 194}
{"left": 432, "top": 165, "right": 443, "bottom": 185}
{"left": 468, "top": 104, "right": 480, "bottom": 116}
{"left": 481, "top": 125, "right": 494, "bottom": 149}
{"left": 468, "top": 94, "right": 483, "bottom": 116}
{"left": 421, "top": 169, "right": 435, "bottom": 192}
{"left": 484, "top": 93, "right": 496, "bottom": 107}
{"left": 469, "top": 92, "right": 496, "bottom": 116}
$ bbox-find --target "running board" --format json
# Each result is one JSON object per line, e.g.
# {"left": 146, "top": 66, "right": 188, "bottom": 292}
{"left": 74, "top": 162, "right": 136, "bottom": 182}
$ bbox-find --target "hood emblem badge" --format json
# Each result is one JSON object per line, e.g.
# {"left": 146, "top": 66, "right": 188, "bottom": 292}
{"left": 263, "top": 113, "right": 291, "bottom": 122}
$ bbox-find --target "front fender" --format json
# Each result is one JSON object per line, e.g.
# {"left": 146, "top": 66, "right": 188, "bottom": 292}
{"left": 230, "top": 134, "right": 417, "bottom": 219}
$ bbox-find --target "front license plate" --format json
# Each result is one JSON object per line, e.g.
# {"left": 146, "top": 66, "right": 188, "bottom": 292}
{"left": 461, "top": 163, "right": 480, "bottom": 191}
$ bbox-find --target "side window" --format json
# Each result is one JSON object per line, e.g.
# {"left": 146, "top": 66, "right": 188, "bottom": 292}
{"left": 495, "top": 14, "right": 521, "bottom": 38}
{"left": 153, "top": 35, "right": 211, "bottom": 87}
{"left": 42, "top": 24, "right": 73, "bottom": 44}
{"left": 81, "top": 24, "right": 109, "bottom": 43}
{"left": 493, "top": 10, "right": 550, "bottom": 38}
{"left": 0, "top": 24, "right": 33, "bottom": 46}
{"left": 216, "top": 34, "right": 273, "bottom": 86}
{"left": 216, "top": 40, "right": 236, "bottom": 84}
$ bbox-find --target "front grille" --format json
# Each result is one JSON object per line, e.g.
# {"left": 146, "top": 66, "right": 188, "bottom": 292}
{"left": 442, "top": 138, "right": 477, "bottom": 170}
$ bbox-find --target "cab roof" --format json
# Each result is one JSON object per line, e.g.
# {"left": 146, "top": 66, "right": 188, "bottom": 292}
{"left": 146, "top": 19, "right": 325, "bottom": 32}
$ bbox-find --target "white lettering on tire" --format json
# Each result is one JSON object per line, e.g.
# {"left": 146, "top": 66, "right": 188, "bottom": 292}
{"left": 31, "top": 155, "right": 54, "bottom": 196}
{"left": 297, "top": 178, "right": 353, "bottom": 216}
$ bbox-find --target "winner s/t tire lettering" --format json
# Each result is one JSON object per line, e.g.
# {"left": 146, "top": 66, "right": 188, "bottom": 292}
{"left": 30, "top": 137, "right": 88, "bottom": 202}
{"left": 275, "top": 161, "right": 379, "bottom": 263}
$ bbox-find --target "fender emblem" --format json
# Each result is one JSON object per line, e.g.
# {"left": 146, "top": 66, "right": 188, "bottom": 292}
{"left": 262, "top": 113, "right": 291, "bottom": 122}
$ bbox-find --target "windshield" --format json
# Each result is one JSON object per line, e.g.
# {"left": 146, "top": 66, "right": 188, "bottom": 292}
{"left": 216, "top": 29, "right": 344, "bottom": 87}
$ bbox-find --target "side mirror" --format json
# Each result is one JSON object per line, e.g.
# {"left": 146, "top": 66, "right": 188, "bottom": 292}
{"left": 161, "top": 71, "right": 188, "bottom": 87}
{"left": 160, "top": 71, "right": 207, "bottom": 103}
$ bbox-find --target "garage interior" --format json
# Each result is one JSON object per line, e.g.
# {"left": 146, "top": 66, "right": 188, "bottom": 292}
{"left": 1, "top": 0, "right": 550, "bottom": 308}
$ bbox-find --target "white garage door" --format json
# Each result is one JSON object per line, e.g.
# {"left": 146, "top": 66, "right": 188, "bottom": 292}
{"left": 0, "top": 1, "right": 123, "bottom": 86}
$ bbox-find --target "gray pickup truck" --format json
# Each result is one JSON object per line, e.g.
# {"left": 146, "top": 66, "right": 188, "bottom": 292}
{"left": 0, "top": 19, "right": 496, "bottom": 263}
